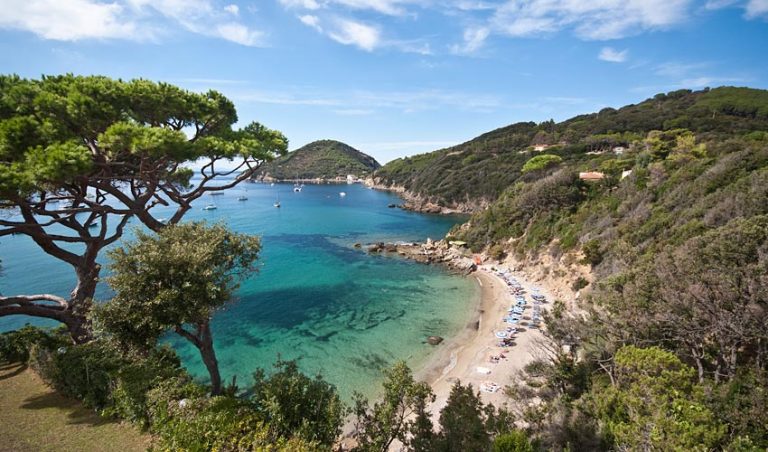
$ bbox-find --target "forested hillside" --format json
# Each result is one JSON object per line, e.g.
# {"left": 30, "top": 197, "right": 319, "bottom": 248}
{"left": 376, "top": 87, "right": 768, "bottom": 210}
{"left": 256, "top": 139, "right": 380, "bottom": 180}
{"left": 440, "top": 88, "right": 768, "bottom": 449}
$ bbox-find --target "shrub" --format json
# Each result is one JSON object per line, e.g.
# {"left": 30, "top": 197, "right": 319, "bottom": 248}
{"left": 148, "top": 395, "right": 321, "bottom": 451}
{"left": 571, "top": 277, "right": 589, "bottom": 291}
{"left": 580, "top": 239, "right": 603, "bottom": 266}
{"left": 251, "top": 359, "right": 345, "bottom": 447}
{"left": 493, "top": 430, "right": 535, "bottom": 452}
{"left": 0, "top": 325, "right": 68, "bottom": 363}
{"left": 30, "top": 339, "right": 188, "bottom": 423}
{"left": 488, "top": 244, "right": 507, "bottom": 261}
{"left": 521, "top": 154, "right": 563, "bottom": 174}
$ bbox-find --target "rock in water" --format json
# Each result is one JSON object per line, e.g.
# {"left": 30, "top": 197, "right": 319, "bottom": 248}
{"left": 427, "top": 335, "right": 444, "bottom": 345}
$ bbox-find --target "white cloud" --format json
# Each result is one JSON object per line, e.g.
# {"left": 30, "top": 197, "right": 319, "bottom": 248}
{"left": 745, "top": 0, "right": 768, "bottom": 17}
{"left": 492, "top": 0, "right": 692, "bottom": 40}
{"left": 299, "top": 14, "right": 323, "bottom": 31}
{"left": 598, "top": 47, "right": 628, "bottom": 62}
{"left": 279, "top": 0, "right": 322, "bottom": 9}
{"left": 216, "top": 23, "right": 264, "bottom": 46}
{"left": 0, "top": 0, "right": 266, "bottom": 46}
{"left": 278, "top": 0, "right": 421, "bottom": 16}
{"left": 129, "top": 0, "right": 266, "bottom": 46}
{"left": 704, "top": 0, "right": 768, "bottom": 19}
{"left": 450, "top": 26, "right": 490, "bottom": 55}
{"left": 705, "top": 0, "right": 739, "bottom": 9}
{"left": 0, "top": 0, "right": 140, "bottom": 41}
{"left": 328, "top": 18, "right": 381, "bottom": 51}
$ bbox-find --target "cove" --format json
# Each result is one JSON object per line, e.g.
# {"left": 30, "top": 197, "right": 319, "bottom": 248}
{"left": 0, "top": 182, "right": 479, "bottom": 400}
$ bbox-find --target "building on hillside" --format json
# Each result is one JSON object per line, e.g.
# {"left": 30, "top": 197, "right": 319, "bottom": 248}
{"left": 533, "top": 144, "right": 550, "bottom": 152}
{"left": 621, "top": 170, "right": 633, "bottom": 180}
{"left": 579, "top": 171, "right": 606, "bottom": 181}
{"left": 613, "top": 146, "right": 626, "bottom": 155}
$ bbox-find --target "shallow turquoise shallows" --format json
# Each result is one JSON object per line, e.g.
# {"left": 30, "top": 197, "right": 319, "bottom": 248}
{"left": 0, "top": 182, "right": 478, "bottom": 399}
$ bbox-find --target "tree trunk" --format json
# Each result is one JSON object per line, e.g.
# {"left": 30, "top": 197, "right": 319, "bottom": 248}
{"left": 62, "top": 311, "right": 92, "bottom": 344}
{"left": 197, "top": 321, "right": 222, "bottom": 395}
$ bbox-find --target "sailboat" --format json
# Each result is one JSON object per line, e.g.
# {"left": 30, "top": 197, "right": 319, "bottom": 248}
{"left": 293, "top": 175, "right": 302, "bottom": 192}
{"left": 273, "top": 192, "right": 281, "bottom": 208}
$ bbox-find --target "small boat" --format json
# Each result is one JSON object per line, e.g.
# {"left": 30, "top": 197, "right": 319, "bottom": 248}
{"left": 210, "top": 192, "right": 224, "bottom": 196}
{"left": 339, "top": 192, "right": 346, "bottom": 197}
{"left": 293, "top": 186, "right": 302, "bottom": 192}
{"left": 273, "top": 192, "right": 280, "bottom": 208}
{"left": 237, "top": 196, "right": 248, "bottom": 201}
{"left": 202, "top": 204, "right": 217, "bottom": 210}
{"left": 270, "top": 183, "right": 275, "bottom": 187}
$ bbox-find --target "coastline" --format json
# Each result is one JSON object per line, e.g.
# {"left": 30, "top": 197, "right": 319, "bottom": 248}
{"left": 415, "top": 266, "right": 550, "bottom": 416}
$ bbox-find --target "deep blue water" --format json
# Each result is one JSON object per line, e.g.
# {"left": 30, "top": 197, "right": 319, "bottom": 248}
{"left": 0, "top": 182, "right": 478, "bottom": 399}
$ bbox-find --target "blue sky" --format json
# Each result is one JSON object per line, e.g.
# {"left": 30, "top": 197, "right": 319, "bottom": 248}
{"left": 1, "top": 0, "right": 767, "bottom": 163}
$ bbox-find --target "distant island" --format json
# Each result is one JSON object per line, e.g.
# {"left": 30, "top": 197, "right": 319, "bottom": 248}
{"left": 254, "top": 139, "right": 381, "bottom": 182}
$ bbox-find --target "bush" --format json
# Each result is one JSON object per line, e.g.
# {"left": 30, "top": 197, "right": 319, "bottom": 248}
{"left": 488, "top": 244, "right": 507, "bottom": 261}
{"left": 30, "top": 339, "right": 188, "bottom": 423}
{"left": 148, "top": 395, "right": 321, "bottom": 451}
{"left": 571, "top": 277, "right": 589, "bottom": 291}
{"left": 251, "top": 360, "right": 345, "bottom": 447}
{"left": 522, "top": 154, "right": 563, "bottom": 174}
{"left": 580, "top": 239, "right": 603, "bottom": 266}
{"left": 0, "top": 325, "right": 68, "bottom": 363}
{"left": 493, "top": 430, "right": 535, "bottom": 452}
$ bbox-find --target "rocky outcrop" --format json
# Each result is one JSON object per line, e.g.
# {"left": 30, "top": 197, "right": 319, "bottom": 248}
{"left": 364, "top": 238, "right": 477, "bottom": 273}
{"left": 363, "top": 178, "right": 487, "bottom": 215}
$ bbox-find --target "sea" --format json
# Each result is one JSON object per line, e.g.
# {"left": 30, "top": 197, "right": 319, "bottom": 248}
{"left": 0, "top": 181, "right": 479, "bottom": 400}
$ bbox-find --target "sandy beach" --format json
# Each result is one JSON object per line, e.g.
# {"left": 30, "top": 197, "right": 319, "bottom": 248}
{"left": 340, "top": 263, "right": 556, "bottom": 449}
{"left": 416, "top": 265, "right": 552, "bottom": 416}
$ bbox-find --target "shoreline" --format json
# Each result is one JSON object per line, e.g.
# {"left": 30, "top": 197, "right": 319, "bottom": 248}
{"left": 416, "top": 266, "right": 549, "bottom": 416}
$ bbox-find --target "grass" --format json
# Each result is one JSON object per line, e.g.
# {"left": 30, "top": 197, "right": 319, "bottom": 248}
{"left": 0, "top": 362, "right": 151, "bottom": 452}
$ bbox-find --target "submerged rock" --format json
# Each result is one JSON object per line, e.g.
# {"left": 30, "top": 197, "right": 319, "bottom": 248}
{"left": 427, "top": 335, "right": 444, "bottom": 345}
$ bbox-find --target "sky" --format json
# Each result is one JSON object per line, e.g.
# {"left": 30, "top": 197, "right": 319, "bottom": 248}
{"left": 0, "top": 1, "right": 767, "bottom": 164}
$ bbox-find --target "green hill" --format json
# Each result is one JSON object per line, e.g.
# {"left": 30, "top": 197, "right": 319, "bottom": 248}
{"left": 375, "top": 86, "right": 768, "bottom": 209}
{"left": 256, "top": 139, "right": 380, "bottom": 180}
{"left": 387, "top": 87, "right": 768, "bottom": 451}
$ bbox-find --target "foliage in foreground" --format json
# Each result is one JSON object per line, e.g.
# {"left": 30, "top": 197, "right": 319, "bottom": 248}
{"left": 3, "top": 329, "right": 342, "bottom": 450}
{"left": 95, "top": 222, "right": 261, "bottom": 395}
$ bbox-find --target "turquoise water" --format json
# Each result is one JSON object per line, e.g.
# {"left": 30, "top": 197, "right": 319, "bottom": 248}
{"left": 0, "top": 182, "right": 478, "bottom": 399}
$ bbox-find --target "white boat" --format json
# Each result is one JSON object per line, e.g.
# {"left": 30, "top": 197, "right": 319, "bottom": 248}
{"left": 270, "top": 183, "right": 275, "bottom": 187}
{"left": 293, "top": 186, "right": 302, "bottom": 192}
{"left": 339, "top": 192, "right": 346, "bottom": 197}
{"left": 237, "top": 196, "right": 248, "bottom": 201}
{"left": 202, "top": 204, "right": 217, "bottom": 210}
{"left": 273, "top": 192, "right": 280, "bottom": 208}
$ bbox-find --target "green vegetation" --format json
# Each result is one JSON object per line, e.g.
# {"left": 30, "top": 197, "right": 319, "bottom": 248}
{"left": 376, "top": 87, "right": 768, "bottom": 209}
{"left": 378, "top": 86, "right": 768, "bottom": 450}
{"left": 257, "top": 139, "right": 381, "bottom": 180}
{"left": 0, "top": 74, "right": 286, "bottom": 342}
{"left": 95, "top": 222, "right": 261, "bottom": 395}
{"left": 3, "top": 79, "right": 768, "bottom": 450}
{"left": 521, "top": 154, "right": 563, "bottom": 174}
